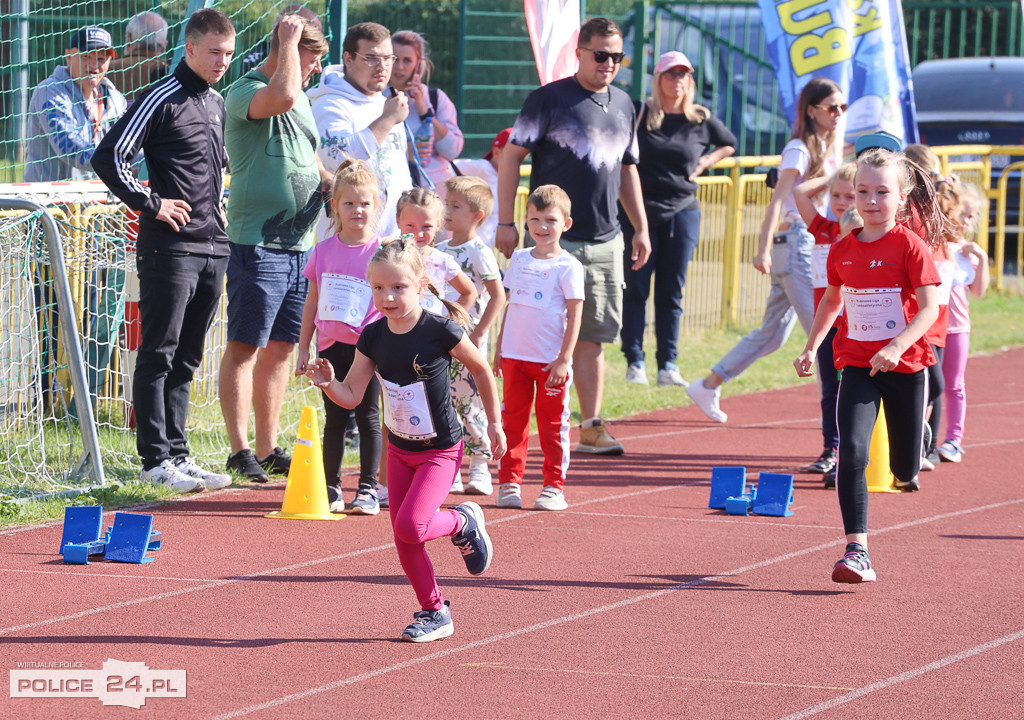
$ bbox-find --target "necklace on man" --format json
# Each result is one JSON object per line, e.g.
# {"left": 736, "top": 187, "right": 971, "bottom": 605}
{"left": 573, "top": 75, "right": 610, "bottom": 112}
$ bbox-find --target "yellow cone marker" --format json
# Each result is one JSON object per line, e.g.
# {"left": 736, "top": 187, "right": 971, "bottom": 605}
{"left": 266, "top": 406, "right": 344, "bottom": 520}
{"left": 866, "top": 401, "right": 899, "bottom": 493}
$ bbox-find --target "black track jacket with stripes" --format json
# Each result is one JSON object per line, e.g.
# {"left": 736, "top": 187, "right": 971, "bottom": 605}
{"left": 92, "top": 60, "right": 229, "bottom": 256}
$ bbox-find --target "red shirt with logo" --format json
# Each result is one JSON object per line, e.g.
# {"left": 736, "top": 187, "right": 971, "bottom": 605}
{"left": 827, "top": 224, "right": 941, "bottom": 373}
{"left": 808, "top": 214, "right": 842, "bottom": 326}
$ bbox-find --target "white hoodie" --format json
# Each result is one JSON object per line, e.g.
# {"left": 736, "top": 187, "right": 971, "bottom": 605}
{"left": 307, "top": 65, "right": 412, "bottom": 239}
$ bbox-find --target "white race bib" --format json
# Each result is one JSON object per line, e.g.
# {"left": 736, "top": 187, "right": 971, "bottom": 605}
{"left": 842, "top": 286, "right": 906, "bottom": 341}
{"left": 419, "top": 291, "right": 446, "bottom": 316}
{"left": 811, "top": 244, "right": 831, "bottom": 289}
{"left": 936, "top": 260, "right": 956, "bottom": 306}
{"left": 509, "top": 264, "right": 557, "bottom": 309}
{"left": 320, "top": 274, "right": 371, "bottom": 326}
{"left": 378, "top": 375, "right": 436, "bottom": 441}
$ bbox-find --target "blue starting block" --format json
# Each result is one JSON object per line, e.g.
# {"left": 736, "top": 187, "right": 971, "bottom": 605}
{"left": 725, "top": 488, "right": 755, "bottom": 515}
{"left": 752, "top": 473, "right": 795, "bottom": 517}
{"left": 60, "top": 506, "right": 103, "bottom": 555}
{"left": 61, "top": 508, "right": 162, "bottom": 564}
{"left": 709, "top": 467, "right": 747, "bottom": 509}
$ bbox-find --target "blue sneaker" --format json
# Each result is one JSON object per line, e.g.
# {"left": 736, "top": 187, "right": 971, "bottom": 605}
{"left": 831, "top": 543, "right": 876, "bottom": 583}
{"left": 452, "top": 502, "right": 492, "bottom": 575}
{"left": 400, "top": 600, "right": 453, "bottom": 643}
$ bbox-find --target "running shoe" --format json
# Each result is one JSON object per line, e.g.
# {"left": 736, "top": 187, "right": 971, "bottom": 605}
{"left": 174, "top": 457, "right": 232, "bottom": 490}
{"left": 400, "top": 601, "right": 453, "bottom": 643}
{"left": 831, "top": 542, "right": 876, "bottom": 583}
{"left": 349, "top": 489, "right": 380, "bottom": 516}
{"left": 656, "top": 367, "right": 687, "bottom": 386}
{"left": 533, "top": 486, "right": 568, "bottom": 511}
{"left": 140, "top": 459, "right": 203, "bottom": 493}
{"left": 938, "top": 440, "right": 964, "bottom": 463}
{"left": 625, "top": 364, "right": 648, "bottom": 385}
{"left": 686, "top": 379, "right": 727, "bottom": 423}
{"left": 226, "top": 449, "right": 269, "bottom": 483}
{"left": 808, "top": 448, "right": 837, "bottom": 474}
{"left": 451, "top": 502, "right": 492, "bottom": 575}
{"left": 496, "top": 482, "right": 522, "bottom": 509}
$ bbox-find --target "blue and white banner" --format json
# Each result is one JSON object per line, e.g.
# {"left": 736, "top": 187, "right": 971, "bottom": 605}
{"left": 757, "top": 0, "right": 918, "bottom": 152}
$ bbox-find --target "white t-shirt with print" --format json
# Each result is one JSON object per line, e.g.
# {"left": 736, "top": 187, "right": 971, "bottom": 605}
{"left": 501, "top": 247, "right": 584, "bottom": 364}
{"left": 421, "top": 248, "right": 462, "bottom": 316}
{"left": 436, "top": 237, "right": 501, "bottom": 326}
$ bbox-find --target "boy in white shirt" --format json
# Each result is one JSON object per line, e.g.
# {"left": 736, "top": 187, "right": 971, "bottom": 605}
{"left": 493, "top": 185, "right": 584, "bottom": 511}
{"left": 437, "top": 176, "right": 507, "bottom": 494}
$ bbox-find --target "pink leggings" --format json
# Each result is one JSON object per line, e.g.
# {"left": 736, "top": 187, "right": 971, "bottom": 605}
{"left": 942, "top": 331, "right": 970, "bottom": 443}
{"left": 387, "top": 441, "right": 462, "bottom": 611}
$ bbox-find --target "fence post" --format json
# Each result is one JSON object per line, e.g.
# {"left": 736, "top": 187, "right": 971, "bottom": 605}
{"left": 631, "top": 0, "right": 649, "bottom": 101}
{"left": 329, "top": 0, "right": 347, "bottom": 66}
{"left": 721, "top": 165, "right": 744, "bottom": 327}
{"left": 1, "top": 199, "right": 106, "bottom": 487}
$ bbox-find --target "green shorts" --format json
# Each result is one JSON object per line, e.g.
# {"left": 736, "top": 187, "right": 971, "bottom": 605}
{"left": 561, "top": 233, "right": 624, "bottom": 345}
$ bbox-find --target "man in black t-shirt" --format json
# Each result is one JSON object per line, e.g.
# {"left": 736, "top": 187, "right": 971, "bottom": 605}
{"left": 496, "top": 17, "right": 650, "bottom": 456}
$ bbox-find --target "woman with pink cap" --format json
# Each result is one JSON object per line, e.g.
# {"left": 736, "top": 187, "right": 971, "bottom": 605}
{"left": 622, "top": 50, "right": 736, "bottom": 387}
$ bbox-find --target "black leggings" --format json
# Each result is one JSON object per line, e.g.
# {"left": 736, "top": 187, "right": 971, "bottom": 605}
{"left": 836, "top": 366, "right": 926, "bottom": 535}
{"left": 318, "top": 341, "right": 382, "bottom": 492}
{"left": 925, "top": 344, "right": 944, "bottom": 454}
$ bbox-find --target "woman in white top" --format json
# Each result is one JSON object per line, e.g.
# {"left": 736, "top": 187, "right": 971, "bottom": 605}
{"left": 390, "top": 30, "right": 465, "bottom": 193}
{"left": 686, "top": 77, "right": 845, "bottom": 422}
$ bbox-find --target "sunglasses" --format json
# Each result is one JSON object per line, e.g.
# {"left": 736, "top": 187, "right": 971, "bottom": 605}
{"left": 580, "top": 47, "right": 626, "bottom": 64}
{"left": 664, "top": 69, "right": 691, "bottom": 78}
{"left": 813, "top": 103, "right": 848, "bottom": 115}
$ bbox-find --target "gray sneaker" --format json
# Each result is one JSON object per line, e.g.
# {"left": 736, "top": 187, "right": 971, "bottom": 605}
{"left": 533, "top": 486, "right": 568, "bottom": 511}
{"left": 401, "top": 600, "right": 453, "bottom": 643}
{"left": 348, "top": 489, "right": 380, "bottom": 515}
{"left": 657, "top": 367, "right": 687, "bottom": 386}
{"left": 496, "top": 482, "right": 522, "bottom": 508}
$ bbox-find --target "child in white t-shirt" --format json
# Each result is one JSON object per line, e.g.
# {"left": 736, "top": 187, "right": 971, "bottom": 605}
{"left": 436, "top": 176, "right": 507, "bottom": 494}
{"left": 493, "top": 185, "right": 584, "bottom": 511}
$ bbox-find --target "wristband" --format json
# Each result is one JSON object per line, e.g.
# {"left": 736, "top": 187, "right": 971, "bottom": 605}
{"left": 420, "top": 111, "right": 434, "bottom": 122}
{"left": 498, "top": 222, "right": 516, "bottom": 227}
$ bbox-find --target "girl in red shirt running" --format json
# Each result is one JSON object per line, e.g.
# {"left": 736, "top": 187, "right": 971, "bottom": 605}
{"left": 795, "top": 149, "right": 950, "bottom": 584}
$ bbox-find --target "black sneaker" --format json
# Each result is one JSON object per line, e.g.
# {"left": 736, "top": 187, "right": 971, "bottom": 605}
{"left": 451, "top": 501, "right": 492, "bottom": 575}
{"left": 823, "top": 468, "right": 836, "bottom": 489}
{"left": 257, "top": 446, "right": 291, "bottom": 476}
{"left": 226, "top": 449, "right": 269, "bottom": 483}
{"left": 808, "top": 448, "right": 837, "bottom": 474}
{"left": 894, "top": 475, "right": 920, "bottom": 492}
{"left": 832, "top": 542, "right": 876, "bottom": 583}
{"left": 400, "top": 600, "right": 453, "bottom": 643}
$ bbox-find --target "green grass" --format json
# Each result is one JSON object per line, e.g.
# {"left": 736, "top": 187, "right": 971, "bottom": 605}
{"left": 2, "top": 290, "right": 1022, "bottom": 530}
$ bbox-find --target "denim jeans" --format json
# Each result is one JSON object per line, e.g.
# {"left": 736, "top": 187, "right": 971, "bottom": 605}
{"left": 620, "top": 204, "right": 701, "bottom": 368}
{"left": 713, "top": 222, "right": 815, "bottom": 382}
{"left": 134, "top": 249, "right": 227, "bottom": 468}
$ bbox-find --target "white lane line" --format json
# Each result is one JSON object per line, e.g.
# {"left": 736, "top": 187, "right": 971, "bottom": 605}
{"left": 778, "top": 628, "right": 1024, "bottom": 719}
{"left": 209, "top": 496, "right": 1024, "bottom": 719}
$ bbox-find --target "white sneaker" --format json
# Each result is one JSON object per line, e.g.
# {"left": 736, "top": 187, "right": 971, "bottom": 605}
{"left": 465, "top": 460, "right": 493, "bottom": 495}
{"left": 451, "top": 471, "right": 465, "bottom": 493}
{"left": 625, "top": 364, "right": 649, "bottom": 385}
{"left": 175, "top": 457, "right": 232, "bottom": 490}
{"left": 533, "top": 486, "right": 568, "bottom": 511}
{"left": 495, "top": 482, "right": 522, "bottom": 508}
{"left": 657, "top": 367, "right": 687, "bottom": 386}
{"left": 375, "top": 482, "right": 389, "bottom": 509}
{"left": 141, "top": 459, "right": 203, "bottom": 493}
{"left": 686, "top": 379, "right": 727, "bottom": 423}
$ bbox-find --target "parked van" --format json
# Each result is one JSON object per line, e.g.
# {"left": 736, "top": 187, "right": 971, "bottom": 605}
{"left": 913, "top": 57, "right": 1024, "bottom": 258}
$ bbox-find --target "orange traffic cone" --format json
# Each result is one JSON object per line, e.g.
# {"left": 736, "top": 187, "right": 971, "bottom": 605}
{"left": 266, "top": 406, "right": 344, "bottom": 520}
{"left": 866, "top": 401, "right": 899, "bottom": 493}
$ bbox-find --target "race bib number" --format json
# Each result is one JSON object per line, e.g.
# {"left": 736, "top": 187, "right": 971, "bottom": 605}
{"left": 811, "top": 244, "right": 831, "bottom": 289}
{"left": 842, "top": 286, "right": 906, "bottom": 341}
{"left": 378, "top": 375, "right": 436, "bottom": 441}
{"left": 320, "top": 274, "right": 371, "bottom": 326}
{"left": 509, "top": 263, "right": 557, "bottom": 309}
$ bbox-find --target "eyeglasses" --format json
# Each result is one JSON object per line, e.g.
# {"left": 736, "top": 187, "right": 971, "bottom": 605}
{"left": 665, "top": 69, "right": 691, "bottom": 78}
{"left": 355, "top": 52, "right": 398, "bottom": 68}
{"left": 580, "top": 47, "right": 626, "bottom": 65}
{"left": 813, "top": 103, "right": 848, "bottom": 115}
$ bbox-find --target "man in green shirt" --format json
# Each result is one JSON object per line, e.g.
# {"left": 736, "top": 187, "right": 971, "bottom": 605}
{"left": 221, "top": 12, "right": 330, "bottom": 481}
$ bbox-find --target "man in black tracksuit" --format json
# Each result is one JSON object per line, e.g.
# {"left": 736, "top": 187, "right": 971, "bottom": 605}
{"left": 92, "top": 9, "right": 237, "bottom": 492}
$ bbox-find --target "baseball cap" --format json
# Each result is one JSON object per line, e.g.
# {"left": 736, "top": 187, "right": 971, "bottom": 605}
{"left": 68, "top": 27, "right": 117, "bottom": 57}
{"left": 855, "top": 130, "right": 902, "bottom": 157}
{"left": 484, "top": 128, "right": 512, "bottom": 160}
{"left": 653, "top": 51, "right": 694, "bottom": 75}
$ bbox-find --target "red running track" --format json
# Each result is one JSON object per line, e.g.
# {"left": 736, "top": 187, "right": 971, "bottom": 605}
{"left": 2, "top": 348, "right": 1022, "bottom": 719}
